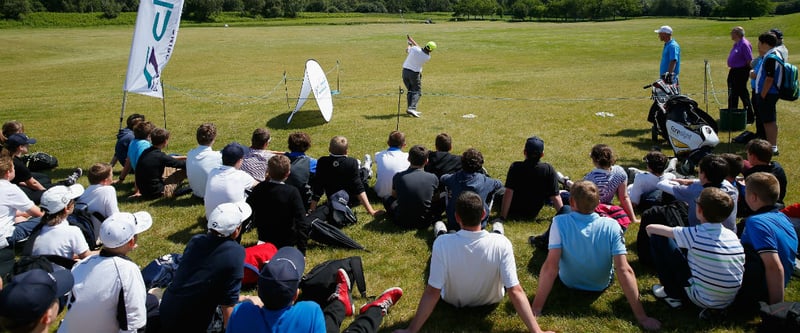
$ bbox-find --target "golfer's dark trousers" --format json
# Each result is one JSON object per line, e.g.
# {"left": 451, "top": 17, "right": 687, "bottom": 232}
{"left": 649, "top": 235, "right": 691, "bottom": 299}
{"left": 402, "top": 68, "right": 422, "bottom": 110}
{"left": 727, "top": 67, "right": 753, "bottom": 118}
{"left": 324, "top": 299, "right": 384, "bottom": 333}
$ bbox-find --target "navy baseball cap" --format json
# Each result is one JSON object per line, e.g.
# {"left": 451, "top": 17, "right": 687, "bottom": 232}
{"left": 221, "top": 142, "right": 249, "bottom": 166}
{"left": 525, "top": 136, "right": 545, "bottom": 155}
{"left": 0, "top": 269, "right": 73, "bottom": 327}
{"left": 257, "top": 247, "right": 305, "bottom": 310}
{"left": 5, "top": 133, "right": 37, "bottom": 148}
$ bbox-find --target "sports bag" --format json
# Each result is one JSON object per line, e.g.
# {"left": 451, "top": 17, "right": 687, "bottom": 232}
{"left": 758, "top": 301, "right": 800, "bottom": 332}
{"left": 767, "top": 53, "right": 799, "bottom": 101}
{"left": 23, "top": 152, "right": 59, "bottom": 172}
{"left": 595, "top": 204, "right": 632, "bottom": 231}
{"left": 298, "top": 256, "right": 367, "bottom": 305}
{"left": 140, "top": 253, "right": 182, "bottom": 289}
{"left": 242, "top": 242, "right": 278, "bottom": 286}
{"left": 68, "top": 202, "right": 100, "bottom": 250}
{"left": 636, "top": 201, "right": 688, "bottom": 267}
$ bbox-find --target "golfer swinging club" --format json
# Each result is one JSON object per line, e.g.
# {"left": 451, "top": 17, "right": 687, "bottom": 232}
{"left": 402, "top": 35, "right": 436, "bottom": 118}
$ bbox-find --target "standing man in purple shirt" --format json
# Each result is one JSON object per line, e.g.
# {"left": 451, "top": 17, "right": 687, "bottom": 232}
{"left": 727, "top": 26, "right": 754, "bottom": 122}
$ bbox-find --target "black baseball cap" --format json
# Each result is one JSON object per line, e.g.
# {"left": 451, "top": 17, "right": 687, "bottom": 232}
{"left": 257, "top": 247, "right": 305, "bottom": 310}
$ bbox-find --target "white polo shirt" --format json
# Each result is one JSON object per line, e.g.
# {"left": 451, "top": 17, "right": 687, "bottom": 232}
{"left": 187, "top": 145, "right": 222, "bottom": 198}
{"left": 0, "top": 179, "right": 35, "bottom": 247}
{"left": 402, "top": 46, "right": 431, "bottom": 73}
{"left": 204, "top": 165, "right": 256, "bottom": 218}
{"left": 59, "top": 255, "right": 148, "bottom": 333}
{"left": 428, "top": 230, "right": 519, "bottom": 307}
{"left": 31, "top": 221, "right": 89, "bottom": 264}
{"left": 374, "top": 148, "right": 409, "bottom": 199}
{"left": 79, "top": 184, "right": 120, "bottom": 241}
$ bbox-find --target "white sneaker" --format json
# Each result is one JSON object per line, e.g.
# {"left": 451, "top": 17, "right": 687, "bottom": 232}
{"left": 433, "top": 221, "right": 447, "bottom": 238}
{"left": 492, "top": 221, "right": 504, "bottom": 235}
{"left": 362, "top": 154, "right": 373, "bottom": 178}
{"left": 652, "top": 284, "right": 682, "bottom": 308}
{"left": 652, "top": 284, "right": 667, "bottom": 298}
{"left": 406, "top": 109, "right": 421, "bottom": 118}
{"left": 665, "top": 157, "right": 678, "bottom": 174}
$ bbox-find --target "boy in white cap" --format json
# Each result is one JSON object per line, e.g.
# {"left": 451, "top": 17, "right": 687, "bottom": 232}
{"left": 30, "top": 184, "right": 94, "bottom": 267}
{"left": 0, "top": 269, "right": 74, "bottom": 333}
{"left": 227, "top": 246, "right": 404, "bottom": 333}
{"left": 58, "top": 211, "right": 154, "bottom": 332}
{"left": 160, "top": 201, "right": 252, "bottom": 332}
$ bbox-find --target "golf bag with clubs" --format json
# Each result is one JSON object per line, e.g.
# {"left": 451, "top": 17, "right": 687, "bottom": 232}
{"left": 647, "top": 86, "right": 720, "bottom": 174}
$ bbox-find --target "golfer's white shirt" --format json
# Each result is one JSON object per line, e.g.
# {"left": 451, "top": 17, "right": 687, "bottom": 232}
{"left": 403, "top": 46, "right": 430, "bottom": 72}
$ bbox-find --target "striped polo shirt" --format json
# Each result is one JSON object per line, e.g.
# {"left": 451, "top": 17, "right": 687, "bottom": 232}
{"left": 673, "top": 223, "right": 745, "bottom": 309}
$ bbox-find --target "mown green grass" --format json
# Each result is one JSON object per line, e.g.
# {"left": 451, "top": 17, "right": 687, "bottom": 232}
{"left": 1, "top": 14, "right": 799, "bottom": 332}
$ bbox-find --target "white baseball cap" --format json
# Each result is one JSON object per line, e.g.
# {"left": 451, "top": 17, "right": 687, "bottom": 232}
{"left": 655, "top": 26, "right": 673, "bottom": 34}
{"left": 40, "top": 184, "right": 84, "bottom": 213}
{"left": 207, "top": 201, "right": 252, "bottom": 237}
{"left": 100, "top": 212, "right": 153, "bottom": 248}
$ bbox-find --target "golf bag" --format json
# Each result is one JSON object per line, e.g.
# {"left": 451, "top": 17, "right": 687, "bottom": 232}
{"left": 648, "top": 90, "right": 719, "bottom": 173}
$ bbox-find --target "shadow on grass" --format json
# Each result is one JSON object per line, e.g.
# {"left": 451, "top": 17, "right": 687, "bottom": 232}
{"left": 265, "top": 110, "right": 328, "bottom": 129}
{"left": 362, "top": 114, "right": 402, "bottom": 121}
{"left": 167, "top": 216, "right": 206, "bottom": 244}
{"left": 148, "top": 193, "right": 204, "bottom": 208}
{"left": 526, "top": 248, "right": 549, "bottom": 277}
{"left": 386, "top": 302, "right": 500, "bottom": 332}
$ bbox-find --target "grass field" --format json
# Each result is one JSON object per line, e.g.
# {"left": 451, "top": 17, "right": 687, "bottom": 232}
{"left": 2, "top": 13, "right": 800, "bottom": 332}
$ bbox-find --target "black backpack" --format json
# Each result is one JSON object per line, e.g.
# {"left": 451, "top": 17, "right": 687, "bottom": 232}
{"left": 68, "top": 203, "right": 101, "bottom": 251}
{"left": 22, "top": 152, "right": 59, "bottom": 172}
{"left": 636, "top": 201, "right": 688, "bottom": 267}
{"left": 286, "top": 155, "right": 313, "bottom": 210}
{"left": 298, "top": 256, "right": 367, "bottom": 305}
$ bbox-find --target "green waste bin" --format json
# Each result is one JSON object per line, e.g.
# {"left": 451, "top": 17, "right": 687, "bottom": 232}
{"left": 719, "top": 108, "right": 746, "bottom": 131}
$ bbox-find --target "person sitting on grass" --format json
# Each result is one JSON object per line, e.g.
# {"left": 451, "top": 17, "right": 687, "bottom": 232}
{"left": 439, "top": 148, "right": 502, "bottom": 233}
{"left": 30, "top": 185, "right": 95, "bottom": 268}
{"left": 186, "top": 123, "right": 222, "bottom": 199}
{"left": 657, "top": 154, "right": 738, "bottom": 232}
{"left": 0, "top": 269, "right": 74, "bottom": 333}
{"left": 118, "top": 120, "right": 154, "bottom": 185}
{"left": 310, "top": 136, "right": 383, "bottom": 218}
{"left": 736, "top": 172, "right": 798, "bottom": 307}
{"left": 498, "top": 136, "right": 564, "bottom": 222}
{"left": 204, "top": 143, "right": 257, "bottom": 219}
{"left": 742, "top": 139, "right": 787, "bottom": 206}
{"left": 247, "top": 155, "right": 310, "bottom": 254}
{"left": 134, "top": 128, "right": 187, "bottom": 199}
{"left": 227, "top": 246, "right": 404, "bottom": 333}
{"left": 77, "top": 162, "right": 120, "bottom": 243}
{"left": 374, "top": 131, "right": 409, "bottom": 201}
{"left": 284, "top": 132, "right": 317, "bottom": 210}
{"left": 110, "top": 113, "right": 145, "bottom": 167}
{"left": 580, "top": 144, "right": 638, "bottom": 223}
{"left": 532, "top": 181, "right": 660, "bottom": 331}
{"left": 424, "top": 133, "right": 461, "bottom": 219}
{"left": 628, "top": 150, "right": 676, "bottom": 210}
{"left": 1, "top": 133, "right": 82, "bottom": 204}
{"left": 385, "top": 145, "right": 439, "bottom": 229}
{"left": 396, "top": 191, "right": 551, "bottom": 333}
{"left": 0, "top": 155, "right": 43, "bottom": 264}
{"left": 241, "top": 128, "right": 276, "bottom": 182}
{"left": 646, "top": 187, "right": 744, "bottom": 314}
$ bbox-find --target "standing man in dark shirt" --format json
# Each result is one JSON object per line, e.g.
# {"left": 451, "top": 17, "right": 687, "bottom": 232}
{"left": 499, "top": 136, "right": 564, "bottom": 222}
{"left": 387, "top": 145, "right": 439, "bottom": 229}
{"left": 134, "top": 128, "right": 186, "bottom": 199}
{"left": 247, "top": 155, "right": 310, "bottom": 254}
{"left": 159, "top": 201, "right": 253, "bottom": 332}
{"left": 728, "top": 26, "right": 754, "bottom": 120}
{"left": 311, "top": 136, "right": 382, "bottom": 217}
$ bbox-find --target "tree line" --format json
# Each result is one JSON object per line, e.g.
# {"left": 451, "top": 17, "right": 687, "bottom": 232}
{"left": 1, "top": 0, "right": 797, "bottom": 22}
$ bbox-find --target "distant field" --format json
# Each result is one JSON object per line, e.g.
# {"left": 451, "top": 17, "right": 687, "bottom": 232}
{"left": 1, "top": 14, "right": 799, "bottom": 332}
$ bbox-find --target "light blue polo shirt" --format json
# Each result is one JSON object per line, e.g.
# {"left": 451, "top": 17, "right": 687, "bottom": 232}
{"left": 549, "top": 211, "right": 626, "bottom": 291}
{"left": 660, "top": 39, "right": 681, "bottom": 78}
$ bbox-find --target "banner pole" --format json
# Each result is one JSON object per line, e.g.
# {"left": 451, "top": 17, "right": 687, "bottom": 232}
{"left": 284, "top": 71, "right": 290, "bottom": 111}
{"left": 396, "top": 86, "right": 404, "bottom": 131}
{"left": 336, "top": 60, "right": 340, "bottom": 93}
{"left": 161, "top": 80, "right": 168, "bottom": 129}
{"left": 704, "top": 60, "right": 709, "bottom": 114}
{"left": 119, "top": 91, "right": 129, "bottom": 131}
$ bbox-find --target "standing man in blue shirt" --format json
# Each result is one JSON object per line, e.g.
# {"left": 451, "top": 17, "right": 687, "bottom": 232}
{"left": 656, "top": 25, "right": 681, "bottom": 89}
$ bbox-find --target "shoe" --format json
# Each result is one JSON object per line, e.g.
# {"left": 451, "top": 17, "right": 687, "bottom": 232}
{"left": 433, "top": 221, "right": 447, "bottom": 238}
{"left": 698, "top": 307, "right": 726, "bottom": 320}
{"left": 65, "top": 168, "right": 83, "bottom": 186}
{"left": 362, "top": 154, "right": 373, "bottom": 178}
{"left": 652, "top": 284, "right": 682, "bottom": 308}
{"left": 406, "top": 109, "right": 421, "bottom": 118}
{"left": 556, "top": 172, "right": 571, "bottom": 189}
{"left": 665, "top": 157, "right": 678, "bottom": 174}
{"left": 793, "top": 259, "right": 800, "bottom": 278}
{"left": 491, "top": 220, "right": 504, "bottom": 235}
{"left": 329, "top": 268, "right": 354, "bottom": 316}
{"left": 359, "top": 287, "right": 403, "bottom": 316}
{"left": 773, "top": 150, "right": 780, "bottom": 156}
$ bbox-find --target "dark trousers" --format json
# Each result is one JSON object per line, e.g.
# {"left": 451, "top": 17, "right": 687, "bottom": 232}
{"left": 728, "top": 67, "right": 753, "bottom": 118}
{"left": 649, "top": 235, "right": 690, "bottom": 299}
{"left": 734, "top": 246, "right": 768, "bottom": 308}
{"left": 402, "top": 68, "right": 422, "bottom": 110}
{"left": 323, "top": 299, "right": 384, "bottom": 333}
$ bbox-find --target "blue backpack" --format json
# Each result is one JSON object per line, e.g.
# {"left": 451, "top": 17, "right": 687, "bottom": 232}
{"left": 767, "top": 53, "right": 799, "bottom": 101}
